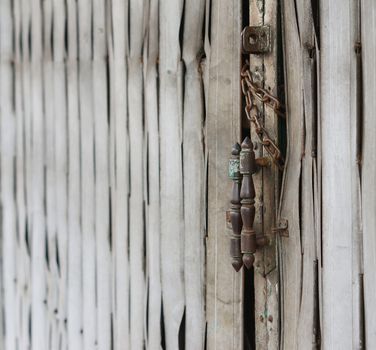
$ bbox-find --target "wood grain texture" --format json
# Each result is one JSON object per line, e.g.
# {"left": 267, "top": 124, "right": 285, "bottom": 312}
{"left": 205, "top": 0, "right": 243, "bottom": 349}
{"left": 262, "top": 0, "right": 279, "bottom": 346}
{"left": 279, "top": 1, "right": 323, "bottom": 349}
{"left": 31, "top": 0, "right": 48, "bottom": 347}
{"left": 128, "top": 1, "right": 146, "bottom": 348}
{"left": 182, "top": 1, "right": 206, "bottom": 348}
{"left": 279, "top": 1, "right": 303, "bottom": 348}
{"left": 53, "top": 0, "right": 69, "bottom": 346}
{"left": 0, "top": 0, "right": 16, "bottom": 348}
{"left": 159, "top": 1, "right": 185, "bottom": 348}
{"left": 321, "top": 1, "right": 359, "bottom": 348}
{"left": 43, "top": 1, "right": 58, "bottom": 347}
{"left": 14, "top": 0, "right": 29, "bottom": 346}
{"left": 248, "top": 0, "right": 279, "bottom": 348}
{"left": 294, "top": 2, "right": 321, "bottom": 349}
{"left": 78, "top": 0, "right": 97, "bottom": 348}
{"left": 109, "top": 0, "right": 130, "bottom": 348}
{"left": 144, "top": 0, "right": 162, "bottom": 348}
{"left": 66, "top": 0, "right": 83, "bottom": 348}
{"left": 1, "top": 0, "right": 210, "bottom": 348}
{"left": 361, "top": 1, "right": 376, "bottom": 348}
{"left": 93, "top": 0, "right": 112, "bottom": 348}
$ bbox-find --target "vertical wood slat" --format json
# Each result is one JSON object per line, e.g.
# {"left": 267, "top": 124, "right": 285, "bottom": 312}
{"left": 248, "top": 0, "right": 268, "bottom": 347}
{"left": 2, "top": 1, "right": 213, "bottom": 349}
{"left": 206, "top": 0, "right": 243, "bottom": 349}
{"left": 78, "top": 0, "right": 97, "bottom": 348}
{"left": 248, "top": 0, "right": 279, "bottom": 347}
{"left": 159, "top": 1, "right": 185, "bottom": 349}
{"left": 93, "top": 0, "right": 112, "bottom": 348}
{"left": 20, "top": 0, "right": 33, "bottom": 347}
{"left": 42, "top": 0, "right": 58, "bottom": 348}
{"left": 109, "top": 0, "right": 130, "bottom": 348}
{"left": 128, "top": 1, "right": 146, "bottom": 349}
{"left": 110, "top": 1, "right": 130, "bottom": 349}
{"left": 53, "top": 0, "right": 69, "bottom": 347}
{"left": 295, "top": 1, "right": 320, "bottom": 349}
{"left": 182, "top": 1, "right": 206, "bottom": 348}
{"left": 0, "top": 0, "right": 16, "bottom": 348}
{"left": 31, "top": 0, "right": 48, "bottom": 347}
{"left": 279, "top": 1, "right": 304, "bottom": 348}
{"left": 361, "top": 1, "right": 376, "bottom": 347}
{"left": 279, "top": 1, "right": 322, "bottom": 349}
{"left": 262, "top": 0, "right": 279, "bottom": 347}
{"left": 321, "top": 1, "right": 359, "bottom": 348}
{"left": 14, "top": 0, "right": 29, "bottom": 347}
{"left": 144, "top": 0, "right": 162, "bottom": 348}
{"left": 66, "top": 0, "right": 83, "bottom": 348}
{"left": 349, "top": 1, "right": 363, "bottom": 348}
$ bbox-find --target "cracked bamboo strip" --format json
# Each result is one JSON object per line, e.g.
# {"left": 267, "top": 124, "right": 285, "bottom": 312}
{"left": 67, "top": 0, "right": 83, "bottom": 348}
{"left": 109, "top": 0, "right": 130, "bottom": 348}
{"left": 144, "top": 0, "right": 162, "bottom": 348}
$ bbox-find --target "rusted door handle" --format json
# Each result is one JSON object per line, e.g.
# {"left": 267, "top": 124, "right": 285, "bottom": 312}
{"left": 228, "top": 137, "right": 269, "bottom": 271}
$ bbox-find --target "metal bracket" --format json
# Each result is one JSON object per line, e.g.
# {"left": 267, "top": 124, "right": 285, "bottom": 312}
{"left": 241, "top": 25, "right": 271, "bottom": 54}
{"left": 272, "top": 218, "right": 289, "bottom": 237}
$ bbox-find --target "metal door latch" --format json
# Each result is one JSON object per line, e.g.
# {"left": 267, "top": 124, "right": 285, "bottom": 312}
{"left": 241, "top": 25, "right": 271, "bottom": 54}
{"left": 228, "top": 138, "right": 269, "bottom": 271}
{"left": 272, "top": 218, "right": 289, "bottom": 237}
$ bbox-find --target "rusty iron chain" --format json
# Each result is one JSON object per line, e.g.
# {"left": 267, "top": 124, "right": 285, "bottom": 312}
{"left": 241, "top": 61, "right": 285, "bottom": 170}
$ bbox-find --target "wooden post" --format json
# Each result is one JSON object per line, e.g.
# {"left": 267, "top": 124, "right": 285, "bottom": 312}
{"left": 247, "top": 1, "right": 280, "bottom": 347}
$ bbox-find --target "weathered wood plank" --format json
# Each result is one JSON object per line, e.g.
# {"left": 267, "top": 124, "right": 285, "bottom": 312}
{"left": 321, "top": 1, "right": 359, "bottom": 348}
{"left": 182, "top": 1, "right": 206, "bottom": 349}
{"left": 13, "top": 0, "right": 30, "bottom": 346}
{"left": 128, "top": 1, "right": 146, "bottom": 348}
{"left": 53, "top": 0, "right": 69, "bottom": 346}
{"left": 0, "top": 0, "right": 16, "bottom": 347}
{"left": 262, "top": 0, "right": 279, "bottom": 347}
{"left": 206, "top": 0, "right": 243, "bottom": 349}
{"left": 42, "top": 0, "right": 59, "bottom": 347}
{"left": 92, "top": 0, "right": 112, "bottom": 348}
{"left": 349, "top": 1, "right": 363, "bottom": 348}
{"left": 247, "top": 0, "right": 280, "bottom": 348}
{"left": 279, "top": 1, "right": 304, "bottom": 348}
{"left": 30, "top": 0, "right": 48, "bottom": 347}
{"left": 110, "top": 1, "right": 130, "bottom": 349}
{"left": 248, "top": 0, "right": 268, "bottom": 347}
{"left": 144, "top": 0, "right": 162, "bottom": 348}
{"left": 294, "top": 2, "right": 321, "bottom": 349}
{"left": 109, "top": 0, "right": 130, "bottom": 348}
{"left": 67, "top": 0, "right": 83, "bottom": 348}
{"left": 19, "top": 0, "right": 33, "bottom": 347}
{"left": 78, "top": 0, "right": 97, "bottom": 348}
{"left": 361, "top": 1, "right": 376, "bottom": 347}
{"left": 159, "top": 1, "right": 185, "bottom": 348}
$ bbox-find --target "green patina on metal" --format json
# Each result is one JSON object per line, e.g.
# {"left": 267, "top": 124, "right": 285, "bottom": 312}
{"left": 228, "top": 158, "right": 240, "bottom": 179}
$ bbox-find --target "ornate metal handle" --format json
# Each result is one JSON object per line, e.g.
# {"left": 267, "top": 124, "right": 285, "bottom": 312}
{"left": 239, "top": 137, "right": 257, "bottom": 269}
{"left": 228, "top": 143, "right": 243, "bottom": 271}
{"left": 228, "top": 137, "right": 269, "bottom": 271}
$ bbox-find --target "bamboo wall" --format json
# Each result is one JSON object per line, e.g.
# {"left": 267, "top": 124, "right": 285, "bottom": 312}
{"left": 2, "top": 0, "right": 376, "bottom": 349}
{"left": 0, "top": 0, "right": 208, "bottom": 349}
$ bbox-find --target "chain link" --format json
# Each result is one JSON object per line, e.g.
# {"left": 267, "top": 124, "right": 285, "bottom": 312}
{"left": 241, "top": 61, "right": 285, "bottom": 170}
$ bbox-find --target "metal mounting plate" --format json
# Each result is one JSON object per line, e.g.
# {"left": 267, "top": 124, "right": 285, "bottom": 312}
{"left": 241, "top": 25, "right": 271, "bottom": 54}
